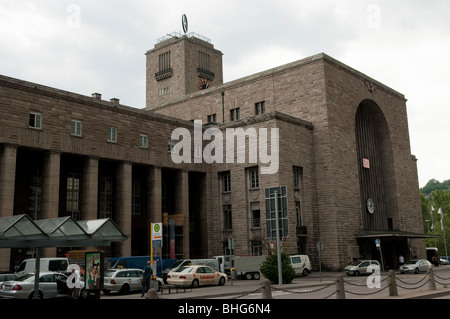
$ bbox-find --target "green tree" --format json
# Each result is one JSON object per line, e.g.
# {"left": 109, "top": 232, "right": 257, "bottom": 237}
{"left": 422, "top": 189, "right": 450, "bottom": 257}
{"left": 259, "top": 249, "right": 295, "bottom": 284}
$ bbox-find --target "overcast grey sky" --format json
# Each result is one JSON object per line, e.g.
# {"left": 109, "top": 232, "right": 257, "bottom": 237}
{"left": 1, "top": 1, "right": 449, "bottom": 187}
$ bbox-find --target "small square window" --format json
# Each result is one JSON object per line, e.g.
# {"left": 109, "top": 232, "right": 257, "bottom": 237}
{"left": 71, "top": 119, "right": 82, "bottom": 136}
{"left": 29, "top": 112, "right": 42, "bottom": 129}
{"left": 107, "top": 126, "right": 117, "bottom": 143}
{"left": 139, "top": 134, "right": 148, "bottom": 148}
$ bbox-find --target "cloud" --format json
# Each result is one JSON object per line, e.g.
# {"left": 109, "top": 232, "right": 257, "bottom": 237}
{"left": 0, "top": 0, "right": 449, "bottom": 186}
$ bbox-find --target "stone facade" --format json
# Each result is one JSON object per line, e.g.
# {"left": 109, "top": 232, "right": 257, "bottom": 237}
{"left": 0, "top": 33, "right": 425, "bottom": 272}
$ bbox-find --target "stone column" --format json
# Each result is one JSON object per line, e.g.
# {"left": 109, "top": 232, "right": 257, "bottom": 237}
{"left": 0, "top": 144, "right": 17, "bottom": 217}
{"left": 147, "top": 166, "right": 162, "bottom": 258}
{"left": 82, "top": 156, "right": 99, "bottom": 220}
{"left": 116, "top": 162, "right": 132, "bottom": 256}
{"left": 41, "top": 151, "right": 61, "bottom": 219}
{"left": 41, "top": 151, "right": 61, "bottom": 257}
{"left": 177, "top": 170, "right": 190, "bottom": 258}
{"left": 0, "top": 144, "right": 17, "bottom": 271}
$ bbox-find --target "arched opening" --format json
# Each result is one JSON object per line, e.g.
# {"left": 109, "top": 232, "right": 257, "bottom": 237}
{"left": 355, "top": 100, "right": 397, "bottom": 231}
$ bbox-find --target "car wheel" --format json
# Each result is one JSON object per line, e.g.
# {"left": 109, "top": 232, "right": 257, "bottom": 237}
{"left": 415, "top": 268, "right": 419, "bottom": 274}
{"left": 302, "top": 269, "right": 309, "bottom": 277}
{"left": 119, "top": 283, "right": 130, "bottom": 294}
{"left": 245, "top": 273, "right": 253, "bottom": 280}
{"left": 192, "top": 279, "right": 199, "bottom": 288}
{"left": 354, "top": 271, "right": 360, "bottom": 276}
{"left": 218, "top": 276, "right": 226, "bottom": 286}
{"left": 253, "top": 272, "right": 260, "bottom": 280}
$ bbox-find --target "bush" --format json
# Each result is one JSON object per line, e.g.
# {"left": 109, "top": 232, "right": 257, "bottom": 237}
{"left": 260, "top": 250, "right": 295, "bottom": 284}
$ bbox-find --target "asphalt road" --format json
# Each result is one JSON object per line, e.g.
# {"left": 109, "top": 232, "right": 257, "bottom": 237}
{"left": 101, "top": 266, "right": 450, "bottom": 300}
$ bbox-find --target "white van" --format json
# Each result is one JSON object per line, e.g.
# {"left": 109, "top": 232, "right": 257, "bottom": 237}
{"left": 15, "top": 258, "right": 69, "bottom": 276}
{"left": 290, "top": 255, "right": 312, "bottom": 276}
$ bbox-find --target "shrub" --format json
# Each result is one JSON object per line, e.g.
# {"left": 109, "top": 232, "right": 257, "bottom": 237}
{"left": 260, "top": 250, "right": 295, "bottom": 284}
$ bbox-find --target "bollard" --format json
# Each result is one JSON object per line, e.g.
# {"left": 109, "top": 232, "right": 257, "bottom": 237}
{"left": 145, "top": 288, "right": 159, "bottom": 299}
{"left": 388, "top": 270, "right": 398, "bottom": 296}
{"left": 428, "top": 267, "right": 436, "bottom": 291}
{"left": 335, "top": 274, "right": 346, "bottom": 299}
{"left": 261, "top": 280, "right": 272, "bottom": 299}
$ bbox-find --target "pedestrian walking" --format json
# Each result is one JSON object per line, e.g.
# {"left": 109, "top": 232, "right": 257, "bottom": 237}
{"left": 141, "top": 261, "right": 153, "bottom": 297}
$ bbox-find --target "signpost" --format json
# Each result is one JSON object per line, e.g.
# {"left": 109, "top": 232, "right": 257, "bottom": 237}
{"left": 150, "top": 222, "right": 162, "bottom": 275}
{"left": 375, "top": 238, "right": 385, "bottom": 272}
{"left": 316, "top": 241, "right": 323, "bottom": 282}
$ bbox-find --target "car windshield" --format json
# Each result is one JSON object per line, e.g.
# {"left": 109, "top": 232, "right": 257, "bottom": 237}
{"left": 349, "top": 261, "right": 363, "bottom": 266}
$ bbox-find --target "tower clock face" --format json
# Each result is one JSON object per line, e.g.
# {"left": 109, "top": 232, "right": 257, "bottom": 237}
{"left": 367, "top": 198, "right": 375, "bottom": 214}
{"left": 199, "top": 79, "right": 210, "bottom": 90}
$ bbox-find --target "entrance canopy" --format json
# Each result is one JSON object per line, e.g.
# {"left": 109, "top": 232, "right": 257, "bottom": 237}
{"left": 355, "top": 229, "right": 440, "bottom": 239}
{"left": 0, "top": 214, "right": 127, "bottom": 248}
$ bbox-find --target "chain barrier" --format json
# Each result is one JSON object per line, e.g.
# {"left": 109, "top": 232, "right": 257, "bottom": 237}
{"left": 227, "top": 269, "right": 450, "bottom": 299}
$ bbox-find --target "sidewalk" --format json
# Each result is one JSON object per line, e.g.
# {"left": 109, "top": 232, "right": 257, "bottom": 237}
{"left": 143, "top": 270, "right": 450, "bottom": 300}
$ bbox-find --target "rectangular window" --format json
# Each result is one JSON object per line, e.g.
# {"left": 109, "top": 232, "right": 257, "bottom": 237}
{"left": 71, "top": 119, "right": 82, "bottom": 137}
{"left": 230, "top": 108, "right": 240, "bottom": 121}
{"left": 255, "top": 101, "right": 265, "bottom": 115}
{"left": 265, "top": 186, "right": 288, "bottom": 240}
{"left": 159, "top": 51, "right": 171, "bottom": 72}
{"left": 223, "top": 205, "right": 232, "bottom": 230}
{"left": 107, "top": 126, "right": 117, "bottom": 143}
{"left": 29, "top": 111, "right": 42, "bottom": 129}
{"left": 251, "top": 240, "right": 262, "bottom": 256}
{"left": 251, "top": 202, "right": 261, "bottom": 228}
{"left": 66, "top": 174, "right": 81, "bottom": 220}
{"left": 207, "top": 114, "right": 216, "bottom": 123}
{"left": 132, "top": 180, "right": 141, "bottom": 216}
{"left": 139, "top": 134, "right": 148, "bottom": 148}
{"left": 99, "top": 176, "right": 113, "bottom": 219}
{"left": 293, "top": 166, "right": 302, "bottom": 188}
{"left": 249, "top": 168, "right": 259, "bottom": 189}
{"left": 198, "top": 51, "right": 211, "bottom": 71}
{"left": 221, "top": 171, "right": 231, "bottom": 192}
{"left": 295, "top": 201, "right": 302, "bottom": 226}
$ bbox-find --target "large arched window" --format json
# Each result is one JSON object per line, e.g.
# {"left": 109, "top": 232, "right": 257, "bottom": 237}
{"left": 355, "top": 99, "right": 396, "bottom": 231}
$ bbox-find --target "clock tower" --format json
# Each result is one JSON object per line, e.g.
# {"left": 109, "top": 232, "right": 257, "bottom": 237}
{"left": 145, "top": 18, "right": 223, "bottom": 110}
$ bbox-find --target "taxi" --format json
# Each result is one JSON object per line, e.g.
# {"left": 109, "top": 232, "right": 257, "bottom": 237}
{"left": 166, "top": 265, "right": 227, "bottom": 288}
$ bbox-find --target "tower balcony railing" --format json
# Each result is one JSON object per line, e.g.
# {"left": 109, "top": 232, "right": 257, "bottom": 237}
{"left": 155, "top": 68, "right": 173, "bottom": 81}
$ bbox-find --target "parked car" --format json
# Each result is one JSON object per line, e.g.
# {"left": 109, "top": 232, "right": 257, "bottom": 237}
{"left": 167, "top": 265, "right": 227, "bottom": 288}
{"left": 345, "top": 260, "right": 381, "bottom": 276}
{"left": 440, "top": 257, "right": 449, "bottom": 265}
{"left": 0, "top": 273, "right": 18, "bottom": 286}
{"left": 290, "top": 255, "right": 312, "bottom": 276}
{"left": 103, "top": 268, "right": 162, "bottom": 294}
{"left": 0, "top": 272, "right": 69, "bottom": 299}
{"left": 400, "top": 259, "right": 432, "bottom": 274}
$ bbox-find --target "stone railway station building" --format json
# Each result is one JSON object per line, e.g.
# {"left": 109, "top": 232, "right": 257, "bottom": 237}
{"left": 0, "top": 31, "right": 426, "bottom": 271}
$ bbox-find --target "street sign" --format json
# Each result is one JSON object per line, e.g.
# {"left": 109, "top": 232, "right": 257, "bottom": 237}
{"left": 316, "top": 241, "right": 324, "bottom": 251}
{"left": 375, "top": 238, "right": 380, "bottom": 248}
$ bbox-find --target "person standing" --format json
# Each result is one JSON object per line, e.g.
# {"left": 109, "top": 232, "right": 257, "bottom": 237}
{"left": 398, "top": 255, "right": 405, "bottom": 268}
{"left": 141, "top": 261, "right": 153, "bottom": 297}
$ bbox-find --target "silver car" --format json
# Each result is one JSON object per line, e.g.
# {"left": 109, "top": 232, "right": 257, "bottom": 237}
{"left": 400, "top": 259, "right": 432, "bottom": 274}
{"left": 0, "top": 272, "right": 69, "bottom": 299}
{"left": 103, "top": 268, "right": 162, "bottom": 295}
{"left": 345, "top": 260, "right": 381, "bottom": 276}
